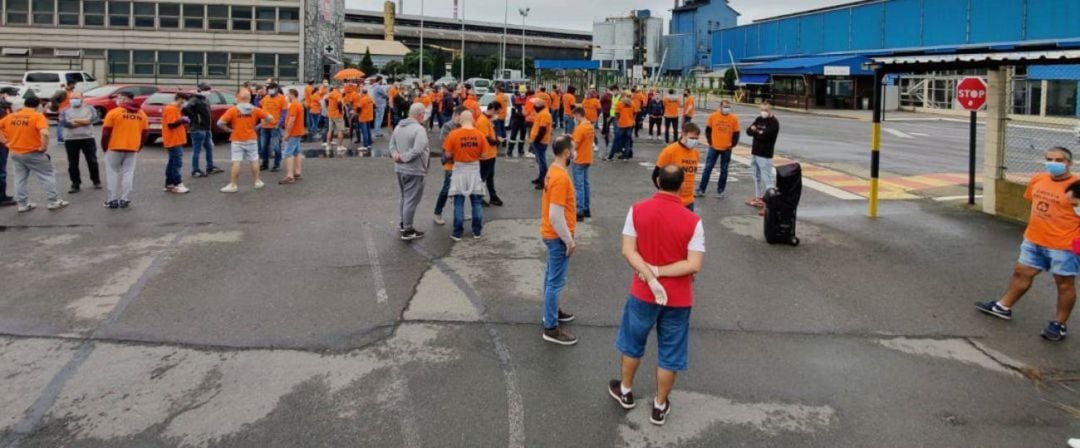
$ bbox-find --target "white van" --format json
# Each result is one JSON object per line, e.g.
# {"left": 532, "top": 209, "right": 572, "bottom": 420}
{"left": 466, "top": 77, "right": 492, "bottom": 94}
{"left": 22, "top": 71, "right": 100, "bottom": 98}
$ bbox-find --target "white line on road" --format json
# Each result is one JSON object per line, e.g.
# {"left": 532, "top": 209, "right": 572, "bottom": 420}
{"left": 363, "top": 226, "right": 389, "bottom": 304}
{"left": 933, "top": 195, "right": 983, "bottom": 202}
{"left": 729, "top": 154, "right": 864, "bottom": 201}
{"left": 910, "top": 132, "right": 930, "bottom": 137}
{"left": 882, "top": 127, "right": 914, "bottom": 139}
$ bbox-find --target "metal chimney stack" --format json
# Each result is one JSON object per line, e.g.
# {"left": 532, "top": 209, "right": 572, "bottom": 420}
{"left": 384, "top": 1, "right": 396, "bottom": 41}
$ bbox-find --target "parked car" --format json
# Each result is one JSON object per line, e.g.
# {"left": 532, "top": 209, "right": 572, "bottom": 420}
{"left": 141, "top": 88, "right": 236, "bottom": 146}
{"left": 434, "top": 76, "right": 458, "bottom": 87}
{"left": 22, "top": 71, "right": 100, "bottom": 98}
{"left": 82, "top": 84, "right": 164, "bottom": 122}
{"left": 466, "top": 77, "right": 492, "bottom": 94}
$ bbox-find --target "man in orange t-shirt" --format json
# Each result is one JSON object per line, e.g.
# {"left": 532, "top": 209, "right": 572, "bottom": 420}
{"left": 325, "top": 86, "right": 347, "bottom": 153}
{"left": 356, "top": 88, "right": 375, "bottom": 149}
{"left": 279, "top": 88, "right": 306, "bottom": 184}
{"left": 0, "top": 96, "right": 67, "bottom": 211}
{"left": 569, "top": 107, "right": 594, "bottom": 221}
{"left": 100, "top": 92, "right": 149, "bottom": 208}
{"left": 162, "top": 93, "right": 191, "bottom": 193}
{"left": 478, "top": 102, "right": 503, "bottom": 207}
{"left": 561, "top": 87, "right": 577, "bottom": 135}
{"left": 443, "top": 111, "right": 487, "bottom": 241}
{"left": 216, "top": 91, "right": 273, "bottom": 193}
{"left": 539, "top": 135, "right": 578, "bottom": 345}
{"left": 308, "top": 85, "right": 325, "bottom": 141}
{"left": 697, "top": 100, "right": 741, "bottom": 198}
{"left": 662, "top": 89, "right": 681, "bottom": 143}
{"left": 977, "top": 147, "right": 1080, "bottom": 341}
{"left": 654, "top": 123, "right": 702, "bottom": 211}
{"left": 632, "top": 88, "right": 647, "bottom": 138}
{"left": 529, "top": 98, "right": 553, "bottom": 188}
{"left": 682, "top": 89, "right": 695, "bottom": 126}
{"left": 608, "top": 96, "right": 636, "bottom": 161}
{"left": 493, "top": 85, "right": 509, "bottom": 142}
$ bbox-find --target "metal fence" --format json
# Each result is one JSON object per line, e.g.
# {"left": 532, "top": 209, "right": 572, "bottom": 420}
{"left": 1002, "top": 65, "right": 1080, "bottom": 184}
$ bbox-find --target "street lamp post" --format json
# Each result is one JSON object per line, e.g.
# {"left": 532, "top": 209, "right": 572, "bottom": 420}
{"left": 519, "top": 7, "right": 529, "bottom": 79}
{"left": 501, "top": 0, "right": 508, "bottom": 77}
{"left": 419, "top": 0, "right": 424, "bottom": 81}
{"left": 460, "top": 0, "right": 466, "bottom": 81}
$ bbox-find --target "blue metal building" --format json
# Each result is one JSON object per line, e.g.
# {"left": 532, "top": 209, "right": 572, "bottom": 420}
{"left": 664, "top": 0, "right": 740, "bottom": 73}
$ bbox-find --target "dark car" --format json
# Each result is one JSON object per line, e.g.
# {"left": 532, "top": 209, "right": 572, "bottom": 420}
{"left": 141, "top": 89, "right": 236, "bottom": 146}
{"left": 82, "top": 84, "right": 164, "bottom": 122}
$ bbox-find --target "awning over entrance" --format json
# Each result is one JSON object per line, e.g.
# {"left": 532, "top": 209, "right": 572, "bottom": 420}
{"left": 1027, "top": 64, "right": 1080, "bottom": 81}
{"left": 741, "top": 55, "right": 872, "bottom": 76}
{"left": 737, "top": 74, "right": 770, "bottom": 85}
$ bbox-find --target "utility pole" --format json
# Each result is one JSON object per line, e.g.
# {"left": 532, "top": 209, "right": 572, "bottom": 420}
{"left": 519, "top": 7, "right": 530, "bottom": 79}
{"left": 460, "top": 0, "right": 466, "bottom": 81}
{"left": 501, "top": 0, "right": 509, "bottom": 77}
{"left": 419, "top": 0, "right": 424, "bottom": 81}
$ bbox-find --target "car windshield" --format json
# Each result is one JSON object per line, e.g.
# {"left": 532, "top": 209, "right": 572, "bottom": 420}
{"left": 83, "top": 86, "right": 121, "bottom": 97}
{"left": 145, "top": 92, "right": 178, "bottom": 106}
{"left": 473, "top": 80, "right": 491, "bottom": 88}
{"left": 25, "top": 73, "right": 60, "bottom": 83}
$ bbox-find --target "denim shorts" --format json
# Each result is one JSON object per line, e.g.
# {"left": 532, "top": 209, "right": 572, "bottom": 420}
{"left": 283, "top": 137, "right": 301, "bottom": 157}
{"left": 615, "top": 295, "right": 692, "bottom": 372}
{"left": 1019, "top": 239, "right": 1079, "bottom": 277}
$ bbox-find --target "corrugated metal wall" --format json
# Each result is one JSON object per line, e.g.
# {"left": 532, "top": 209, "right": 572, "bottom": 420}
{"left": 711, "top": 0, "right": 1080, "bottom": 66}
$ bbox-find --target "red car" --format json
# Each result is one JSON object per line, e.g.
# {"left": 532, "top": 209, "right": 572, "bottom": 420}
{"left": 141, "top": 88, "right": 236, "bottom": 145}
{"left": 81, "top": 84, "right": 165, "bottom": 121}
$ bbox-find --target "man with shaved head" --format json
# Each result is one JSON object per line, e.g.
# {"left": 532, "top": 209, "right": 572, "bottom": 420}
{"left": 529, "top": 97, "right": 553, "bottom": 189}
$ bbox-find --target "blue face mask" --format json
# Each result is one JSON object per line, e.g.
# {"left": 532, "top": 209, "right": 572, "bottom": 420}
{"left": 70, "top": 99, "right": 82, "bottom": 107}
{"left": 1046, "top": 161, "right": 1069, "bottom": 177}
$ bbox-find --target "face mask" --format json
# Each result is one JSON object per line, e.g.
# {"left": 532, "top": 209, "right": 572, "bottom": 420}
{"left": 721, "top": 107, "right": 731, "bottom": 115}
{"left": 1046, "top": 161, "right": 1069, "bottom": 177}
{"left": 70, "top": 99, "right": 82, "bottom": 108}
{"left": 684, "top": 139, "right": 700, "bottom": 149}
{"left": 268, "top": 89, "right": 277, "bottom": 95}
{"left": 760, "top": 111, "right": 770, "bottom": 119}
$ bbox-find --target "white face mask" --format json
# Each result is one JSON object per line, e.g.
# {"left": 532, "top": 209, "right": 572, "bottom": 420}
{"left": 760, "top": 111, "right": 770, "bottom": 119}
{"left": 721, "top": 107, "right": 731, "bottom": 114}
{"left": 684, "top": 139, "right": 700, "bottom": 149}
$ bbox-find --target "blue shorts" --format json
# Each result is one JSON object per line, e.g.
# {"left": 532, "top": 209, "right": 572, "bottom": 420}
{"left": 283, "top": 137, "right": 301, "bottom": 157}
{"left": 1019, "top": 239, "right": 1079, "bottom": 277}
{"left": 615, "top": 295, "right": 692, "bottom": 372}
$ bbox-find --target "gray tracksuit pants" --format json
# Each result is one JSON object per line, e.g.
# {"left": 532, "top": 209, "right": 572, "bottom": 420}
{"left": 105, "top": 151, "right": 138, "bottom": 202}
{"left": 11, "top": 151, "right": 59, "bottom": 204}
{"left": 397, "top": 173, "right": 425, "bottom": 230}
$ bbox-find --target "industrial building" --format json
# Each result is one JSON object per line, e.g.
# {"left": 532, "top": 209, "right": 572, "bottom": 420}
{"left": 665, "top": 0, "right": 739, "bottom": 74}
{"left": 591, "top": 10, "right": 663, "bottom": 77}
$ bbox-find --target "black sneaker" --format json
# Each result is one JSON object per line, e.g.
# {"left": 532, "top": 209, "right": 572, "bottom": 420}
{"left": 541, "top": 326, "right": 578, "bottom": 346}
{"left": 558, "top": 309, "right": 575, "bottom": 323}
{"left": 0, "top": 197, "right": 15, "bottom": 207}
{"left": 118, "top": 200, "right": 131, "bottom": 209}
{"left": 270, "top": 167, "right": 280, "bottom": 173}
{"left": 650, "top": 400, "right": 671, "bottom": 426}
{"left": 208, "top": 167, "right": 225, "bottom": 174}
{"left": 583, "top": 211, "right": 591, "bottom": 218}
{"left": 607, "top": 380, "right": 635, "bottom": 409}
{"left": 490, "top": 199, "right": 504, "bottom": 207}
{"left": 400, "top": 229, "right": 425, "bottom": 241}
{"left": 68, "top": 186, "right": 80, "bottom": 194}
{"left": 92, "top": 183, "right": 102, "bottom": 190}
{"left": 576, "top": 215, "right": 584, "bottom": 222}
{"left": 104, "top": 200, "right": 119, "bottom": 209}
{"left": 192, "top": 171, "right": 207, "bottom": 178}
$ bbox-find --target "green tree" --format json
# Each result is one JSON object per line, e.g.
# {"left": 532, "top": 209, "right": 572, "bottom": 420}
{"left": 359, "top": 48, "right": 376, "bottom": 76}
{"left": 723, "top": 68, "right": 737, "bottom": 92}
{"left": 383, "top": 60, "right": 405, "bottom": 78}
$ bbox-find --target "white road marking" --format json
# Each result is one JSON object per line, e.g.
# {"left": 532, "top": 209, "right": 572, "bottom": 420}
{"left": 933, "top": 195, "right": 983, "bottom": 202}
{"left": 910, "top": 132, "right": 930, "bottom": 137}
{"left": 363, "top": 226, "right": 389, "bottom": 304}
{"left": 882, "top": 127, "right": 914, "bottom": 139}
{"left": 730, "top": 154, "right": 864, "bottom": 201}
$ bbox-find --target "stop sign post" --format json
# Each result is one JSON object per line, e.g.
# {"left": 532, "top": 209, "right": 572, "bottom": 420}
{"left": 957, "top": 77, "right": 987, "bottom": 206}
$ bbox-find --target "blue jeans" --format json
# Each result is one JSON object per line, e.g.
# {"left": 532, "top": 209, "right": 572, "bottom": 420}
{"left": 189, "top": 130, "right": 214, "bottom": 173}
{"left": 750, "top": 155, "right": 774, "bottom": 198}
{"left": 359, "top": 122, "right": 373, "bottom": 148}
{"left": 533, "top": 142, "right": 548, "bottom": 182}
{"left": 572, "top": 163, "right": 590, "bottom": 216}
{"left": 258, "top": 128, "right": 282, "bottom": 169}
{"left": 553, "top": 109, "right": 562, "bottom": 128}
{"left": 304, "top": 110, "right": 315, "bottom": 138}
{"left": 495, "top": 120, "right": 506, "bottom": 139}
{"left": 698, "top": 149, "right": 732, "bottom": 194}
{"left": 542, "top": 238, "right": 571, "bottom": 329}
{"left": 563, "top": 116, "right": 576, "bottom": 135}
{"left": 616, "top": 296, "right": 692, "bottom": 372}
{"left": 374, "top": 104, "right": 387, "bottom": 137}
{"left": 452, "top": 194, "right": 484, "bottom": 238}
{"left": 165, "top": 146, "right": 183, "bottom": 186}
{"left": 609, "top": 127, "right": 632, "bottom": 160}
{"left": 0, "top": 145, "right": 8, "bottom": 199}
{"left": 434, "top": 171, "right": 452, "bottom": 215}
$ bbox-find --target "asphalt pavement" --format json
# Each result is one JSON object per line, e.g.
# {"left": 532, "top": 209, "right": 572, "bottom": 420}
{"left": 1, "top": 117, "right": 1078, "bottom": 447}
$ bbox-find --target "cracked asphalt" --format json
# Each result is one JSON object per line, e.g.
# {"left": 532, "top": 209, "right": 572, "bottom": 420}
{"left": 1, "top": 114, "right": 1078, "bottom": 447}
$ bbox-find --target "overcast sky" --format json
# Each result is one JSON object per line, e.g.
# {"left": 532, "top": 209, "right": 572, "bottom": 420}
{"left": 346, "top": 0, "right": 856, "bottom": 31}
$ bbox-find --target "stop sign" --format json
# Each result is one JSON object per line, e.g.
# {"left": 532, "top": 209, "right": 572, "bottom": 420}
{"left": 956, "top": 77, "right": 987, "bottom": 111}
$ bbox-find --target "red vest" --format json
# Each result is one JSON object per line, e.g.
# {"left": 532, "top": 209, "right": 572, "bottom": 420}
{"left": 629, "top": 193, "right": 700, "bottom": 308}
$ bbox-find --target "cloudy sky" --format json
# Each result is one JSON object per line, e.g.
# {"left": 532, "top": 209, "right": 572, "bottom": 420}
{"left": 346, "top": 0, "right": 856, "bottom": 31}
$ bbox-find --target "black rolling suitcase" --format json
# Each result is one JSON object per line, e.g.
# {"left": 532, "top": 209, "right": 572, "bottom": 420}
{"left": 763, "top": 162, "right": 802, "bottom": 246}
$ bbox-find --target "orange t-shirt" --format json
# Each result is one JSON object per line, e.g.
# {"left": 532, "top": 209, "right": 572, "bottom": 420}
{"left": 632, "top": 93, "right": 646, "bottom": 112}
{"left": 476, "top": 114, "right": 497, "bottom": 160}
{"left": 309, "top": 88, "right": 325, "bottom": 114}
{"left": 1024, "top": 173, "right": 1080, "bottom": 250}
{"left": 683, "top": 96, "right": 695, "bottom": 117}
{"left": 495, "top": 93, "right": 509, "bottom": 120}
{"left": 524, "top": 98, "right": 536, "bottom": 123}
{"left": 343, "top": 91, "right": 360, "bottom": 112}
{"left": 304, "top": 85, "right": 314, "bottom": 102}
{"left": 616, "top": 101, "right": 636, "bottom": 128}
{"left": 388, "top": 87, "right": 399, "bottom": 102}
{"left": 419, "top": 95, "right": 433, "bottom": 108}
{"left": 582, "top": 98, "right": 601, "bottom": 122}
{"left": 0, "top": 109, "right": 48, "bottom": 154}
{"left": 219, "top": 106, "right": 270, "bottom": 142}
{"left": 358, "top": 95, "right": 375, "bottom": 122}
{"left": 285, "top": 101, "right": 306, "bottom": 138}
{"left": 571, "top": 121, "right": 594, "bottom": 165}
{"left": 663, "top": 97, "right": 680, "bottom": 118}
{"left": 562, "top": 93, "right": 576, "bottom": 115}
{"left": 103, "top": 108, "right": 149, "bottom": 152}
{"left": 540, "top": 164, "right": 576, "bottom": 240}
{"left": 656, "top": 142, "right": 700, "bottom": 206}
{"left": 707, "top": 112, "right": 740, "bottom": 150}
{"left": 463, "top": 98, "right": 482, "bottom": 120}
{"left": 443, "top": 127, "right": 486, "bottom": 163}
{"left": 327, "top": 90, "right": 344, "bottom": 119}
{"left": 537, "top": 92, "right": 552, "bottom": 108}
{"left": 161, "top": 104, "right": 187, "bottom": 148}
{"left": 530, "top": 109, "right": 553, "bottom": 144}
{"left": 260, "top": 95, "right": 287, "bottom": 129}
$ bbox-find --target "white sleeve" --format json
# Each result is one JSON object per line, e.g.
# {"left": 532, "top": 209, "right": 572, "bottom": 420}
{"left": 688, "top": 220, "right": 705, "bottom": 253}
{"left": 622, "top": 208, "right": 636, "bottom": 237}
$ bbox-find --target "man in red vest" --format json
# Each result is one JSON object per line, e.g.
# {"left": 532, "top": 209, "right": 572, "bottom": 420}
{"left": 608, "top": 164, "right": 705, "bottom": 426}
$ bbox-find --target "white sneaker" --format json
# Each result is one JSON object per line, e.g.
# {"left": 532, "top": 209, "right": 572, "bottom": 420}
{"left": 525, "top": 152, "right": 536, "bottom": 159}
{"left": 220, "top": 184, "right": 238, "bottom": 193}
{"left": 47, "top": 200, "right": 69, "bottom": 210}
{"left": 434, "top": 215, "right": 446, "bottom": 226}
{"left": 254, "top": 179, "right": 265, "bottom": 189}
{"left": 17, "top": 202, "right": 37, "bottom": 212}
{"left": 322, "top": 142, "right": 330, "bottom": 148}
{"left": 173, "top": 184, "right": 190, "bottom": 194}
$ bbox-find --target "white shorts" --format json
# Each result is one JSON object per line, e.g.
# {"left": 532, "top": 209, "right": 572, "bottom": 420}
{"left": 231, "top": 140, "right": 259, "bottom": 162}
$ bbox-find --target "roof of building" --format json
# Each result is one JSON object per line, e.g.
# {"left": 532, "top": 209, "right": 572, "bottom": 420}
{"left": 672, "top": 0, "right": 740, "bottom": 16}
{"left": 345, "top": 9, "right": 591, "bottom": 38}
{"left": 344, "top": 39, "right": 411, "bottom": 57}
{"left": 752, "top": 0, "right": 875, "bottom": 23}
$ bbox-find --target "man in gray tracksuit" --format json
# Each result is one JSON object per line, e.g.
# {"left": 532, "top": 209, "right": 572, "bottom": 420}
{"left": 390, "top": 103, "right": 431, "bottom": 241}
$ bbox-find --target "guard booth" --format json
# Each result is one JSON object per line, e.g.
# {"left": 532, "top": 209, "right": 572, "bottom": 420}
{"left": 864, "top": 49, "right": 1080, "bottom": 219}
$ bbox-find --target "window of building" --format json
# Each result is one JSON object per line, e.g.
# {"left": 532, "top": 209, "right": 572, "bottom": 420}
{"left": 254, "top": 6, "right": 274, "bottom": 32}
{"left": 158, "top": 50, "right": 179, "bottom": 76}
{"left": 58, "top": 0, "right": 79, "bottom": 25}
{"left": 183, "top": 52, "right": 203, "bottom": 76}
{"left": 1011, "top": 78, "right": 1041, "bottom": 116}
{"left": 278, "top": 54, "right": 298, "bottom": 79}
{"left": 158, "top": 3, "right": 179, "bottom": 28}
{"left": 279, "top": 8, "right": 299, "bottom": 33}
{"left": 928, "top": 78, "right": 956, "bottom": 109}
{"left": 83, "top": 0, "right": 104, "bottom": 26}
{"left": 182, "top": 3, "right": 203, "bottom": 29}
{"left": 108, "top": 1, "right": 130, "bottom": 27}
{"left": 773, "top": 76, "right": 805, "bottom": 96}
{"left": 254, "top": 53, "right": 275, "bottom": 78}
{"left": 207, "top": 4, "right": 226, "bottom": 30}
{"left": 1046, "top": 80, "right": 1078, "bottom": 117}
{"left": 108, "top": 50, "right": 130, "bottom": 75}
{"left": 6, "top": 0, "right": 29, "bottom": 25}
{"left": 231, "top": 5, "right": 251, "bottom": 31}
{"left": 206, "top": 52, "right": 228, "bottom": 77}
{"left": 133, "top": 50, "right": 155, "bottom": 75}
{"left": 133, "top": 2, "right": 154, "bottom": 28}
{"left": 31, "top": 0, "right": 53, "bottom": 25}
